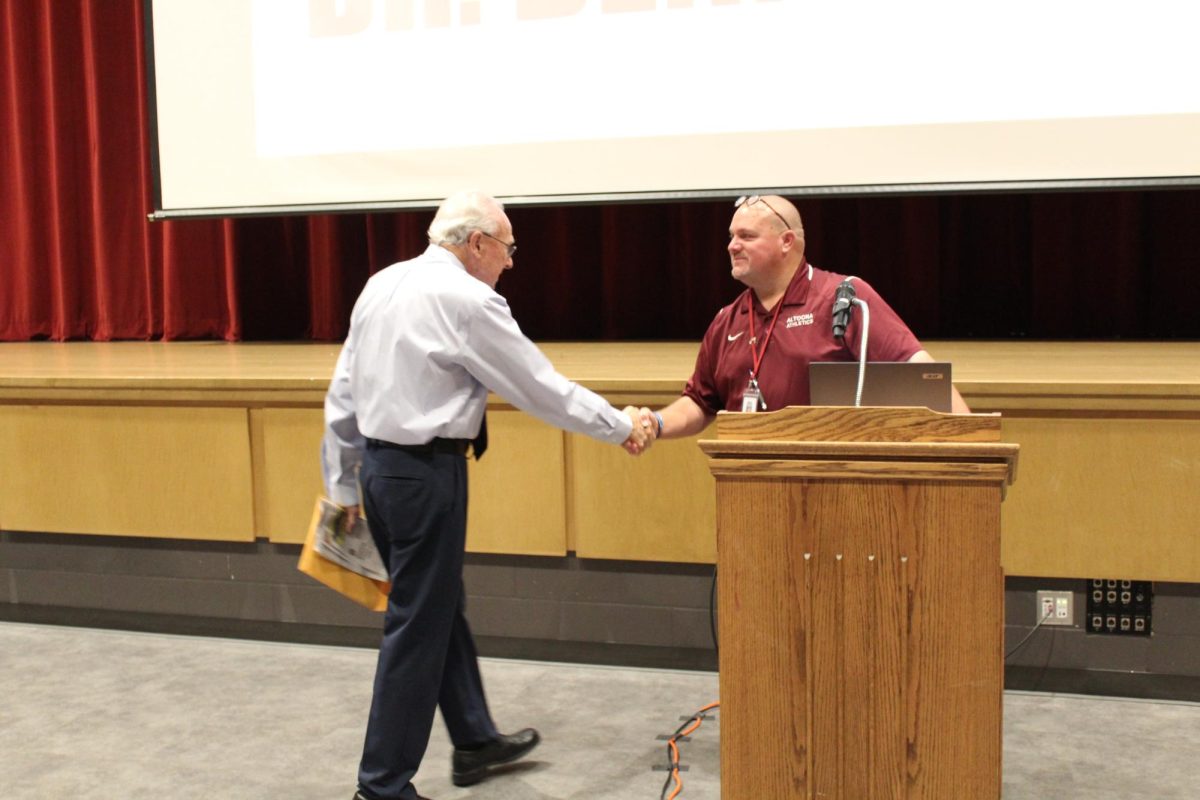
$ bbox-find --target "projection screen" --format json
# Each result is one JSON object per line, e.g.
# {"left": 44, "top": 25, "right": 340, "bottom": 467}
{"left": 147, "top": 0, "right": 1200, "bottom": 218}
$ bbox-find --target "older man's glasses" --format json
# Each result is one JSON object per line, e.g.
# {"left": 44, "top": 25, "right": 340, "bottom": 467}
{"left": 480, "top": 230, "right": 517, "bottom": 258}
{"left": 735, "top": 195, "right": 791, "bottom": 231}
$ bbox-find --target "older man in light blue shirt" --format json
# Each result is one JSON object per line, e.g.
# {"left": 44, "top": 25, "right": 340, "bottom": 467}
{"left": 323, "top": 191, "right": 650, "bottom": 800}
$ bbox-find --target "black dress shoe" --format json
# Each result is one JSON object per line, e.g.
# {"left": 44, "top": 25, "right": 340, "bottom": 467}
{"left": 451, "top": 728, "right": 541, "bottom": 787}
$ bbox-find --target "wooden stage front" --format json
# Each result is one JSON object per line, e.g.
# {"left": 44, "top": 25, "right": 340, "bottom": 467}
{"left": 2, "top": 340, "right": 1199, "bottom": 582}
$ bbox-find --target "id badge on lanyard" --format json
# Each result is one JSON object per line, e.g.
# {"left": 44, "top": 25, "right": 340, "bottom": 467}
{"left": 742, "top": 292, "right": 783, "bottom": 413}
{"left": 741, "top": 373, "right": 766, "bottom": 412}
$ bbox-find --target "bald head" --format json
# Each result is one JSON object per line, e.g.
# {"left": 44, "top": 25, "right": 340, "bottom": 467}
{"left": 733, "top": 194, "right": 804, "bottom": 237}
{"left": 727, "top": 194, "right": 807, "bottom": 303}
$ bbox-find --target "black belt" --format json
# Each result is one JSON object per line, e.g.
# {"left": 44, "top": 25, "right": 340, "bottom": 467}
{"left": 367, "top": 437, "right": 470, "bottom": 456}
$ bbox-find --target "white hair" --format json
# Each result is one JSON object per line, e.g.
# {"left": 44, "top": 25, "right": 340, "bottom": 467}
{"left": 427, "top": 191, "right": 504, "bottom": 246}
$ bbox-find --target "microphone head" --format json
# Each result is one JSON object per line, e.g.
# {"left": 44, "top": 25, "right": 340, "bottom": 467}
{"left": 831, "top": 279, "right": 856, "bottom": 341}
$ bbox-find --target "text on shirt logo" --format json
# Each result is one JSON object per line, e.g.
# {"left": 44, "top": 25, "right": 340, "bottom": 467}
{"left": 785, "top": 313, "right": 814, "bottom": 329}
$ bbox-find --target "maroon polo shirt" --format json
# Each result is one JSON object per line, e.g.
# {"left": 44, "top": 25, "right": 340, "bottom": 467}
{"left": 682, "top": 262, "right": 923, "bottom": 413}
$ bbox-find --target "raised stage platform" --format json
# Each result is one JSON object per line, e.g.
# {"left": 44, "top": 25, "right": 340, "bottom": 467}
{"left": 2, "top": 340, "right": 1199, "bottom": 581}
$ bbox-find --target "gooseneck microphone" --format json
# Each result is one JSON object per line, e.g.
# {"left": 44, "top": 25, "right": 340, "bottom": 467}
{"left": 831, "top": 278, "right": 857, "bottom": 342}
{"left": 830, "top": 276, "right": 870, "bottom": 405}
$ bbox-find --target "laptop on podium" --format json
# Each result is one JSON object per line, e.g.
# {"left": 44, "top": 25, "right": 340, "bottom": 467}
{"left": 809, "top": 361, "right": 953, "bottom": 412}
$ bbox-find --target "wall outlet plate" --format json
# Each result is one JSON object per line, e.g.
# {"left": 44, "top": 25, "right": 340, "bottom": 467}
{"left": 1036, "top": 590, "right": 1074, "bottom": 627}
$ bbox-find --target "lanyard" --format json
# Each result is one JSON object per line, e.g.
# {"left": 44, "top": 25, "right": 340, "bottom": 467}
{"left": 747, "top": 294, "right": 785, "bottom": 379}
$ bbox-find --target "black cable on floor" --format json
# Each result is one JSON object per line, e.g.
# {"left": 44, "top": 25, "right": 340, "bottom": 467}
{"left": 659, "top": 702, "right": 719, "bottom": 800}
{"left": 657, "top": 567, "right": 720, "bottom": 799}
{"left": 1005, "top": 609, "right": 1053, "bottom": 660}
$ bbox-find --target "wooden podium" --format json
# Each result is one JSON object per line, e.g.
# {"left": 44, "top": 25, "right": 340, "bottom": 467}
{"left": 699, "top": 407, "right": 1018, "bottom": 799}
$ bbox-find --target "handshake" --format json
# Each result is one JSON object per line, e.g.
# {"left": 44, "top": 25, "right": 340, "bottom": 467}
{"left": 620, "top": 406, "right": 660, "bottom": 456}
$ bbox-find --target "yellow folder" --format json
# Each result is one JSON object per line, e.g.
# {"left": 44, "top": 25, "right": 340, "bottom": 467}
{"left": 297, "top": 497, "right": 389, "bottom": 612}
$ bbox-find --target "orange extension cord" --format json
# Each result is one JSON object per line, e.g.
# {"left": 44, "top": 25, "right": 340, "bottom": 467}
{"left": 660, "top": 701, "right": 719, "bottom": 800}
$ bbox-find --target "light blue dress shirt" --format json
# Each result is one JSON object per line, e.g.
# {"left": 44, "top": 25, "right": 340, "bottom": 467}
{"left": 321, "top": 244, "right": 632, "bottom": 505}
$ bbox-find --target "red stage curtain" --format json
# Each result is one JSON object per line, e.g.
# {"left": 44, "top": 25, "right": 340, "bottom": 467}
{"left": 4, "top": 1, "right": 219, "bottom": 339}
{"left": 2, "top": 1, "right": 1199, "bottom": 343}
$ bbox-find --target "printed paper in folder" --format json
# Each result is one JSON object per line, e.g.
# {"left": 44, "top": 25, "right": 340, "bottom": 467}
{"left": 313, "top": 498, "right": 388, "bottom": 582}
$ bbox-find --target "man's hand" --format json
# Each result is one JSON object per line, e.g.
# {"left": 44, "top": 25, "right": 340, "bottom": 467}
{"left": 340, "top": 504, "right": 361, "bottom": 535}
{"left": 621, "top": 406, "right": 653, "bottom": 455}
{"left": 637, "top": 407, "right": 659, "bottom": 439}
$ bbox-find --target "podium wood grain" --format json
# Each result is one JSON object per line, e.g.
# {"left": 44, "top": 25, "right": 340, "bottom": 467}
{"left": 703, "top": 407, "right": 1015, "bottom": 799}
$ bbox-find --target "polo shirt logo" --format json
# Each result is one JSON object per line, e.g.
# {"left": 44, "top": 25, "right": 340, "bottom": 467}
{"left": 786, "top": 313, "right": 814, "bottom": 329}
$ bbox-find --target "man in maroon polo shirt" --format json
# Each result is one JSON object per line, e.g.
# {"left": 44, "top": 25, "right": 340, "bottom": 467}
{"left": 641, "top": 194, "right": 967, "bottom": 440}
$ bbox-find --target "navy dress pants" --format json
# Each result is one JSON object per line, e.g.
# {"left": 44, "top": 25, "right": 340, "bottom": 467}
{"left": 356, "top": 443, "right": 498, "bottom": 800}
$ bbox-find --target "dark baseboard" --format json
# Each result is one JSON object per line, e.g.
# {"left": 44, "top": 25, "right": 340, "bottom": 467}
{"left": 1005, "top": 665, "right": 1200, "bottom": 702}
{"left": 8, "top": 603, "right": 1198, "bottom": 695}
{"left": 0, "top": 603, "right": 718, "bottom": 672}
{"left": 473, "top": 635, "right": 717, "bottom": 672}
{"left": 0, "top": 602, "right": 383, "bottom": 649}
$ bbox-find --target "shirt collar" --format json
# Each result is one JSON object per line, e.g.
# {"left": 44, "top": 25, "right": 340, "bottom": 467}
{"left": 740, "top": 260, "right": 813, "bottom": 316}
{"left": 426, "top": 243, "right": 468, "bottom": 273}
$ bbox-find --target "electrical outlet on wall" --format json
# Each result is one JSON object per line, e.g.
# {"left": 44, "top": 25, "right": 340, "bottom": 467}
{"left": 1036, "top": 590, "right": 1074, "bottom": 627}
